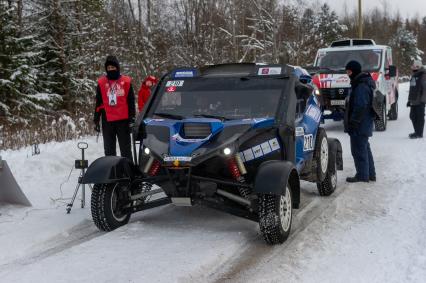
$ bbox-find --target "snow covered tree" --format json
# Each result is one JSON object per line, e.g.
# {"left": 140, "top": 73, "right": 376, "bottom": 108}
{"left": 0, "top": 0, "right": 50, "bottom": 123}
{"left": 389, "top": 27, "right": 424, "bottom": 75}
{"left": 418, "top": 17, "right": 426, "bottom": 61}
{"left": 316, "top": 4, "right": 346, "bottom": 47}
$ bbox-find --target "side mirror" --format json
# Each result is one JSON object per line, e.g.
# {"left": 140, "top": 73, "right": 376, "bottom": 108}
{"left": 388, "top": 65, "right": 397, "bottom": 77}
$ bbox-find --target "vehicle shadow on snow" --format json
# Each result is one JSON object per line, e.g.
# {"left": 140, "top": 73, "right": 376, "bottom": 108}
{"left": 129, "top": 204, "right": 259, "bottom": 235}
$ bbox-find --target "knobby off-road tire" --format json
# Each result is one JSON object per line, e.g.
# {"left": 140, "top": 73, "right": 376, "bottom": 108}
{"left": 259, "top": 185, "right": 293, "bottom": 245}
{"left": 313, "top": 128, "right": 329, "bottom": 182}
{"left": 317, "top": 162, "right": 337, "bottom": 196}
{"left": 374, "top": 102, "right": 387, "bottom": 131}
{"left": 91, "top": 183, "right": 131, "bottom": 231}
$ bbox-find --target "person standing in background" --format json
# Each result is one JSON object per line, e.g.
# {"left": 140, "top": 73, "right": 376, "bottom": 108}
{"left": 407, "top": 60, "right": 426, "bottom": 139}
{"left": 138, "top": 75, "right": 158, "bottom": 112}
{"left": 94, "top": 55, "right": 136, "bottom": 161}
{"left": 344, "top": 60, "right": 376, "bottom": 183}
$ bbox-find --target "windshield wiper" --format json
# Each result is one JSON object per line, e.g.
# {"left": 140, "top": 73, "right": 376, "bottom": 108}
{"left": 153, "top": 112, "right": 184, "bottom": 120}
{"left": 193, "top": 114, "right": 231, "bottom": 121}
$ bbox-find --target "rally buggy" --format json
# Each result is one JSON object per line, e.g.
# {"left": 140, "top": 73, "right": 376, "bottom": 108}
{"left": 81, "top": 63, "right": 343, "bottom": 244}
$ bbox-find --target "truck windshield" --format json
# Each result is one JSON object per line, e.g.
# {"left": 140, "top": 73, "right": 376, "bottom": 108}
{"left": 316, "top": 49, "right": 382, "bottom": 71}
{"left": 147, "top": 77, "right": 285, "bottom": 120}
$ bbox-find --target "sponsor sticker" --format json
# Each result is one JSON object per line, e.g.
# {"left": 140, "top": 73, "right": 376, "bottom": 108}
{"left": 306, "top": 105, "right": 322, "bottom": 123}
{"left": 258, "top": 67, "right": 282, "bottom": 75}
{"left": 174, "top": 71, "right": 195, "bottom": 78}
{"left": 252, "top": 145, "right": 263, "bottom": 158}
{"left": 260, "top": 141, "right": 272, "bottom": 154}
{"left": 165, "top": 80, "right": 184, "bottom": 87}
{"left": 163, "top": 156, "right": 192, "bottom": 162}
{"left": 269, "top": 138, "right": 280, "bottom": 151}
{"left": 166, "top": 86, "right": 177, "bottom": 92}
{"left": 243, "top": 148, "right": 255, "bottom": 162}
{"left": 239, "top": 138, "right": 280, "bottom": 163}
{"left": 303, "top": 134, "right": 314, "bottom": 151}
{"left": 296, "top": 127, "right": 305, "bottom": 136}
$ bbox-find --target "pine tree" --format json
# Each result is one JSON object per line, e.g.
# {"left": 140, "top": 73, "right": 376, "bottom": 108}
{"left": 389, "top": 27, "right": 424, "bottom": 75}
{"left": 0, "top": 0, "right": 45, "bottom": 122}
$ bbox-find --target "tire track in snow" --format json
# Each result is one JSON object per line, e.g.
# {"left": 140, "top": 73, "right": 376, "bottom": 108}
{"left": 194, "top": 182, "right": 348, "bottom": 283}
{"left": 0, "top": 219, "right": 102, "bottom": 273}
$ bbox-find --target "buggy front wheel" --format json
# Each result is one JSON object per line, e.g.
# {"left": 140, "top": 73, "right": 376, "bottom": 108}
{"left": 258, "top": 185, "right": 293, "bottom": 245}
{"left": 91, "top": 183, "right": 131, "bottom": 231}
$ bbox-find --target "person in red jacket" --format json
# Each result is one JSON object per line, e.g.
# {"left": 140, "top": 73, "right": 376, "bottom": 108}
{"left": 93, "top": 55, "right": 135, "bottom": 161}
{"left": 138, "top": 75, "right": 158, "bottom": 112}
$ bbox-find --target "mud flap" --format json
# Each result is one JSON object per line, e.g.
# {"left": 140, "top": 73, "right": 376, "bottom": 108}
{"left": 327, "top": 138, "right": 343, "bottom": 171}
{"left": 0, "top": 159, "right": 32, "bottom": 206}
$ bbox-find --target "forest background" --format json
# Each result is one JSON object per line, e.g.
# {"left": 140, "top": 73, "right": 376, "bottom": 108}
{"left": 1, "top": 0, "right": 424, "bottom": 149}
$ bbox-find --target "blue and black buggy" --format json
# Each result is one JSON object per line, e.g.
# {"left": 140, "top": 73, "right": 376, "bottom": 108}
{"left": 82, "top": 63, "right": 343, "bottom": 245}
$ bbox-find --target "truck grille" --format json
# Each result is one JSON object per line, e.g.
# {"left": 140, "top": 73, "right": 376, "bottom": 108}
{"left": 321, "top": 88, "right": 350, "bottom": 99}
{"left": 182, "top": 123, "right": 211, "bottom": 139}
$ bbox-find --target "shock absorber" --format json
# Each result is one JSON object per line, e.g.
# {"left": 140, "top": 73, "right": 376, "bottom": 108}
{"left": 227, "top": 154, "right": 250, "bottom": 199}
{"left": 227, "top": 157, "right": 242, "bottom": 181}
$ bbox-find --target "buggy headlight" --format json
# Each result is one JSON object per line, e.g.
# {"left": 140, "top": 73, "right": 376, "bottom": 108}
{"left": 144, "top": 147, "right": 151, "bottom": 155}
{"left": 223, "top": 147, "right": 232, "bottom": 155}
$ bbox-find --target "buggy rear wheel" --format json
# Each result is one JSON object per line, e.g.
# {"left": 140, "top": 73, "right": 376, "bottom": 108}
{"left": 316, "top": 163, "right": 337, "bottom": 196}
{"left": 258, "top": 185, "right": 293, "bottom": 245}
{"left": 91, "top": 183, "right": 131, "bottom": 231}
{"left": 314, "top": 128, "right": 329, "bottom": 182}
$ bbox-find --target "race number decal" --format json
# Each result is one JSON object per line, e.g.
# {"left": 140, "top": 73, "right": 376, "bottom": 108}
{"left": 303, "top": 134, "right": 314, "bottom": 151}
{"left": 165, "top": 80, "right": 184, "bottom": 87}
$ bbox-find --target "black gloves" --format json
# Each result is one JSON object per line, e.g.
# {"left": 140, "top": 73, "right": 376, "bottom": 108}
{"left": 406, "top": 101, "right": 411, "bottom": 107}
{"left": 94, "top": 121, "right": 100, "bottom": 132}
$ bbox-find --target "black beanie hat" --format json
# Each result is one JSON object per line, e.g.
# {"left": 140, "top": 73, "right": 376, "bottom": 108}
{"left": 345, "top": 60, "right": 362, "bottom": 76}
{"left": 104, "top": 55, "right": 120, "bottom": 72}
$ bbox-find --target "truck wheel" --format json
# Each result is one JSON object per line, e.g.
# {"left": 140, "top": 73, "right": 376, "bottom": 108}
{"left": 374, "top": 102, "right": 387, "bottom": 131}
{"left": 316, "top": 163, "right": 337, "bottom": 196}
{"left": 313, "top": 128, "right": 328, "bottom": 182}
{"left": 91, "top": 183, "right": 131, "bottom": 231}
{"left": 388, "top": 97, "right": 398, "bottom": 121}
{"left": 259, "top": 185, "right": 293, "bottom": 245}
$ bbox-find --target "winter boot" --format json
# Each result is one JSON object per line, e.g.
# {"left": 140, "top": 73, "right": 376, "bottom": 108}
{"left": 346, "top": 176, "right": 369, "bottom": 183}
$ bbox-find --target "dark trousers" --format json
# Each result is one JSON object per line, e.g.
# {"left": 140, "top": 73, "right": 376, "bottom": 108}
{"left": 410, "top": 104, "right": 425, "bottom": 137}
{"left": 101, "top": 118, "right": 133, "bottom": 161}
{"left": 350, "top": 135, "right": 376, "bottom": 181}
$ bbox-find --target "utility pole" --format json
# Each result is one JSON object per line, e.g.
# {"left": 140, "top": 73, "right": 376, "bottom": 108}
{"left": 358, "top": 0, "right": 363, "bottom": 38}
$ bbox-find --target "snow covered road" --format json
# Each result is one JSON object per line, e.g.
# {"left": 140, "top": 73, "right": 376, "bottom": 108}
{"left": 0, "top": 83, "right": 425, "bottom": 282}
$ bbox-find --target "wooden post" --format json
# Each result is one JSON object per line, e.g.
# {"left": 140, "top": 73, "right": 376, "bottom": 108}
{"left": 358, "top": 0, "right": 363, "bottom": 38}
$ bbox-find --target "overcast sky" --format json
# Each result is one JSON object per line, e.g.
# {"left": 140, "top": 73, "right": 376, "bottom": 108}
{"left": 321, "top": 0, "right": 426, "bottom": 19}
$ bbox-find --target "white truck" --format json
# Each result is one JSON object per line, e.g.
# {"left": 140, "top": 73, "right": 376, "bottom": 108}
{"left": 312, "top": 39, "right": 399, "bottom": 131}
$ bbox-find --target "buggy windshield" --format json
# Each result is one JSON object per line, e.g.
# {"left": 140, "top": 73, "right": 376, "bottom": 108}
{"left": 315, "top": 49, "right": 382, "bottom": 71}
{"left": 147, "top": 77, "right": 286, "bottom": 120}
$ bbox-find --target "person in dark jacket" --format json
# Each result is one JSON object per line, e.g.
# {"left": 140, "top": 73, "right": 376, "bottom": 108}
{"left": 407, "top": 60, "right": 426, "bottom": 139}
{"left": 94, "top": 55, "right": 136, "bottom": 161}
{"left": 344, "top": 60, "right": 376, "bottom": 183}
